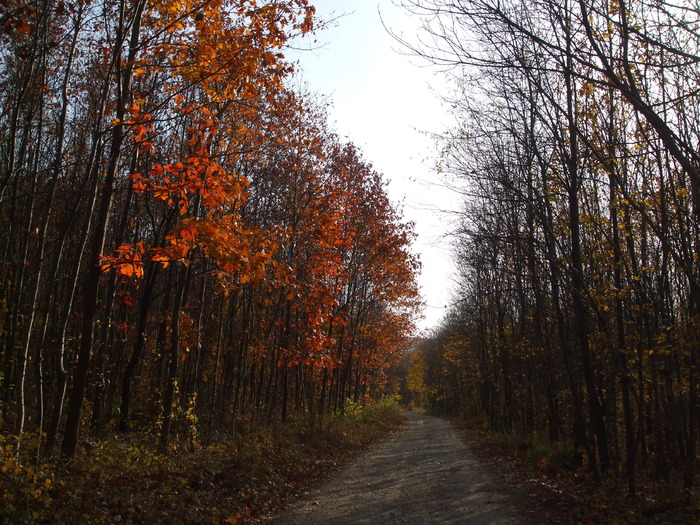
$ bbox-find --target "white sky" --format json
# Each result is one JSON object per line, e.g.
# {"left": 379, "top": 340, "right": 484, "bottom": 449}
{"left": 289, "top": 0, "right": 461, "bottom": 333}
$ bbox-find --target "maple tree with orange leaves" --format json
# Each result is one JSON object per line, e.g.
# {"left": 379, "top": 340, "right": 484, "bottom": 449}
{"left": 0, "top": 0, "right": 421, "bottom": 465}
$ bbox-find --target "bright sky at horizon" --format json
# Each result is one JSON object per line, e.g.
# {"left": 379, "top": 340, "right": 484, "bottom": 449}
{"left": 289, "top": 0, "right": 462, "bottom": 333}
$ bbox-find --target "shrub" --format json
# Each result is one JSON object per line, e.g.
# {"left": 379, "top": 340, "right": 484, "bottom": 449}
{"left": 0, "top": 432, "right": 53, "bottom": 523}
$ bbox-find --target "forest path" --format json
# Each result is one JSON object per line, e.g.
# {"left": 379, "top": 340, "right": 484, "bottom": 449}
{"left": 269, "top": 411, "right": 523, "bottom": 524}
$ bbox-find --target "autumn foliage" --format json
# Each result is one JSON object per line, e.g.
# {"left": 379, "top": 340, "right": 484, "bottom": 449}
{"left": 0, "top": 0, "right": 420, "bottom": 486}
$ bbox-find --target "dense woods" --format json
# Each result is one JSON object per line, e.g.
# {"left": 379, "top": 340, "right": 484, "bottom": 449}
{"left": 5, "top": 0, "right": 700, "bottom": 520}
{"left": 405, "top": 0, "right": 700, "bottom": 498}
{"left": 0, "top": 0, "right": 421, "bottom": 477}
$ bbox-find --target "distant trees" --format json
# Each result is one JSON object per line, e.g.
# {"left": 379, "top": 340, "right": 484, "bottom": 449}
{"left": 403, "top": 0, "right": 699, "bottom": 495}
{"left": 0, "top": 0, "right": 420, "bottom": 459}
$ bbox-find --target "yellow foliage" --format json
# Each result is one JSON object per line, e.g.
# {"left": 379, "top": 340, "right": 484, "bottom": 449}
{"left": 407, "top": 350, "right": 427, "bottom": 396}
{"left": 0, "top": 432, "right": 53, "bottom": 521}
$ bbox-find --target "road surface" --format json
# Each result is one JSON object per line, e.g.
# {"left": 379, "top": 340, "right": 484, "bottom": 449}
{"left": 270, "top": 411, "right": 523, "bottom": 524}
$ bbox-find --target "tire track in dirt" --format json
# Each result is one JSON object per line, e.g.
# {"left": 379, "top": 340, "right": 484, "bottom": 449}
{"left": 270, "top": 411, "right": 522, "bottom": 524}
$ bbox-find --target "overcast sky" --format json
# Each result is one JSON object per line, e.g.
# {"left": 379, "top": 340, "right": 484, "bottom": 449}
{"left": 289, "top": 0, "right": 461, "bottom": 332}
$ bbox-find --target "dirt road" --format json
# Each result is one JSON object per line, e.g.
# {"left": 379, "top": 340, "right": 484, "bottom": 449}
{"left": 270, "top": 412, "right": 523, "bottom": 524}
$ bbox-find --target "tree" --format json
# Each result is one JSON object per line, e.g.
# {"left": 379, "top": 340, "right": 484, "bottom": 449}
{"left": 401, "top": 0, "right": 700, "bottom": 492}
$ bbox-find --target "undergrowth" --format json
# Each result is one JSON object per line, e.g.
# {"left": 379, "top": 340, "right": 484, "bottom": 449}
{"left": 1, "top": 397, "right": 403, "bottom": 524}
{"left": 454, "top": 416, "right": 700, "bottom": 524}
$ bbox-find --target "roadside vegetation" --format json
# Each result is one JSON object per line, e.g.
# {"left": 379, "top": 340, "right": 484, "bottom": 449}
{"left": 458, "top": 414, "right": 699, "bottom": 524}
{"left": 1, "top": 397, "right": 403, "bottom": 524}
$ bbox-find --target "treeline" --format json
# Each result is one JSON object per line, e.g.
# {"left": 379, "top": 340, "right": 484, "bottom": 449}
{"left": 405, "top": 0, "right": 699, "bottom": 496}
{"left": 0, "top": 0, "right": 420, "bottom": 459}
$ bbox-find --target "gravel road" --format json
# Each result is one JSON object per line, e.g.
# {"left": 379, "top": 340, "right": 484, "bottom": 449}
{"left": 270, "top": 411, "right": 523, "bottom": 524}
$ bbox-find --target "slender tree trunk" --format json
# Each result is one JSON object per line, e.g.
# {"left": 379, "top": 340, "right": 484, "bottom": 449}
{"left": 119, "top": 263, "right": 158, "bottom": 431}
{"left": 562, "top": 5, "right": 610, "bottom": 472}
{"left": 61, "top": 0, "right": 146, "bottom": 457}
{"left": 159, "top": 265, "right": 189, "bottom": 453}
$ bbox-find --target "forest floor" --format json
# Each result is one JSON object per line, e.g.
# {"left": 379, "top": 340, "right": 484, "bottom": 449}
{"left": 454, "top": 416, "right": 700, "bottom": 524}
{"left": 1, "top": 402, "right": 404, "bottom": 524}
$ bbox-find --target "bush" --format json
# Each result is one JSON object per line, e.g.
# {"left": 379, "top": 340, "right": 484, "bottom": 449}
{"left": 338, "top": 396, "right": 402, "bottom": 425}
{"left": 525, "top": 436, "right": 581, "bottom": 473}
{"left": 0, "top": 432, "right": 53, "bottom": 523}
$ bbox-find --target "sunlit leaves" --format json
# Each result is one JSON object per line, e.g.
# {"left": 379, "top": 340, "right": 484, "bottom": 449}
{"left": 0, "top": 0, "right": 418, "bottom": 470}
{"left": 100, "top": 242, "right": 146, "bottom": 278}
